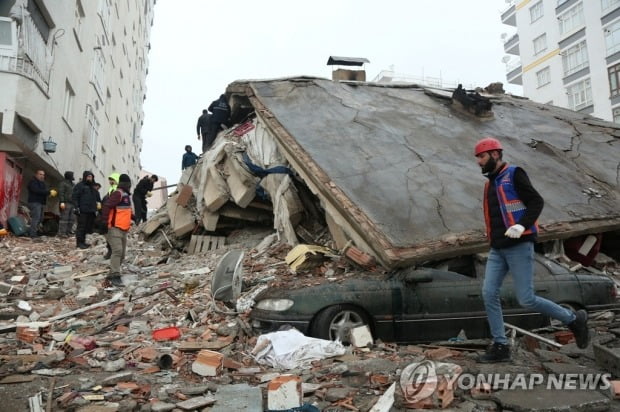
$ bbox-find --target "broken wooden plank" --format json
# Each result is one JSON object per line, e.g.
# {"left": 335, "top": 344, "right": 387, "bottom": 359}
{"left": 504, "top": 322, "right": 562, "bottom": 348}
{"left": 178, "top": 340, "right": 233, "bottom": 352}
{"left": 0, "top": 375, "right": 36, "bottom": 384}
{"left": 48, "top": 293, "right": 123, "bottom": 322}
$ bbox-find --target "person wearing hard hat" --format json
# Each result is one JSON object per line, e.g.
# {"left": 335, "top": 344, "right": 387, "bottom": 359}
{"left": 27, "top": 169, "right": 56, "bottom": 238}
{"left": 474, "top": 137, "right": 589, "bottom": 363}
{"left": 57, "top": 171, "right": 76, "bottom": 237}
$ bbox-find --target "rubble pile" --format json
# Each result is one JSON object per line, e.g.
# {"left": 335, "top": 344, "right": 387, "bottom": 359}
{"left": 0, "top": 229, "right": 619, "bottom": 411}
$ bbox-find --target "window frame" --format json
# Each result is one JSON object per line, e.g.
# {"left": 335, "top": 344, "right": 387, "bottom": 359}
{"left": 533, "top": 33, "right": 548, "bottom": 55}
{"left": 566, "top": 78, "right": 592, "bottom": 110}
{"left": 62, "top": 80, "right": 75, "bottom": 125}
{"left": 561, "top": 40, "right": 589, "bottom": 77}
{"left": 558, "top": 2, "right": 584, "bottom": 37}
{"left": 530, "top": 1, "right": 544, "bottom": 23}
{"left": 536, "top": 66, "right": 551, "bottom": 87}
{"left": 605, "top": 19, "right": 620, "bottom": 57}
{"left": 608, "top": 63, "right": 620, "bottom": 97}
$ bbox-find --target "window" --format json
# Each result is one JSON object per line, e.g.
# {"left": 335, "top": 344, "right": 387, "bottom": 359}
{"left": 98, "top": 0, "right": 112, "bottom": 37}
{"left": 533, "top": 33, "right": 547, "bottom": 55}
{"left": 91, "top": 48, "right": 105, "bottom": 98}
{"left": 566, "top": 78, "right": 592, "bottom": 110}
{"left": 27, "top": 0, "right": 51, "bottom": 41}
{"left": 85, "top": 106, "right": 100, "bottom": 161}
{"left": 602, "top": 0, "right": 620, "bottom": 13}
{"left": 558, "top": 3, "right": 584, "bottom": 36}
{"left": 608, "top": 63, "right": 620, "bottom": 97}
{"left": 73, "top": 0, "right": 85, "bottom": 50}
{"left": 530, "top": 1, "right": 544, "bottom": 23}
{"left": 536, "top": 67, "right": 551, "bottom": 87}
{"left": 562, "top": 40, "right": 588, "bottom": 76}
{"left": 613, "top": 107, "right": 620, "bottom": 123}
{"left": 605, "top": 19, "right": 620, "bottom": 56}
{"left": 0, "top": 17, "right": 17, "bottom": 60}
{"left": 62, "top": 80, "right": 75, "bottom": 124}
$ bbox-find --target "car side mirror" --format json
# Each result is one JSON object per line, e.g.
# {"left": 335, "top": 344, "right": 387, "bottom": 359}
{"left": 405, "top": 272, "right": 433, "bottom": 283}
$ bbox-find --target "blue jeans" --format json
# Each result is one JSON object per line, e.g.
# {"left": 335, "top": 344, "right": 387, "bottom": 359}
{"left": 482, "top": 242, "right": 575, "bottom": 344}
{"left": 28, "top": 202, "right": 43, "bottom": 237}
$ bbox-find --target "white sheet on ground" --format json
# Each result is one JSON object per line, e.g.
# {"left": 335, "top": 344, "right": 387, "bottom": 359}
{"left": 252, "top": 328, "right": 346, "bottom": 369}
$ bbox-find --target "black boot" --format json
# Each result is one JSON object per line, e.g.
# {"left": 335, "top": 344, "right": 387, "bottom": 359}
{"left": 478, "top": 342, "right": 511, "bottom": 363}
{"left": 106, "top": 275, "right": 124, "bottom": 287}
{"left": 568, "top": 309, "right": 589, "bottom": 349}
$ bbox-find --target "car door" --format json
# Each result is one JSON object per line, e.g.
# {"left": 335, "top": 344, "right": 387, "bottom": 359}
{"left": 397, "top": 269, "right": 486, "bottom": 342}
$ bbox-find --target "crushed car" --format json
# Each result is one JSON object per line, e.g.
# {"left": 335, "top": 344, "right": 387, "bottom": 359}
{"left": 250, "top": 253, "right": 619, "bottom": 344}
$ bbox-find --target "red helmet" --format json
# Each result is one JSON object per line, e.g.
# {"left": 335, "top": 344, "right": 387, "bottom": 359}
{"left": 474, "top": 137, "right": 502, "bottom": 156}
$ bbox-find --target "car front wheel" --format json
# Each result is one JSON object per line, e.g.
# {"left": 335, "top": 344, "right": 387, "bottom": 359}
{"left": 310, "top": 305, "right": 371, "bottom": 344}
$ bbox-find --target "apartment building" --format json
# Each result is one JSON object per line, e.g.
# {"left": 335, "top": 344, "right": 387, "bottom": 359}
{"left": 0, "top": 0, "right": 155, "bottom": 226}
{"left": 501, "top": 0, "right": 620, "bottom": 122}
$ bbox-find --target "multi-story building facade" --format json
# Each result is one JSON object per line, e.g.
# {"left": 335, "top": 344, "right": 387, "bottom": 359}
{"left": 0, "top": 0, "right": 154, "bottom": 226}
{"left": 501, "top": 0, "right": 620, "bottom": 122}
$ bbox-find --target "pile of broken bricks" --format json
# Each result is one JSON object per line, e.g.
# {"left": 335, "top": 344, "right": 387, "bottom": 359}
{"left": 2, "top": 231, "right": 620, "bottom": 411}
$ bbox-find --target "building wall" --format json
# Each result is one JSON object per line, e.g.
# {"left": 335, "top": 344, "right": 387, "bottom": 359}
{"left": 503, "top": 0, "right": 620, "bottom": 121}
{"left": 0, "top": 0, "right": 155, "bottom": 210}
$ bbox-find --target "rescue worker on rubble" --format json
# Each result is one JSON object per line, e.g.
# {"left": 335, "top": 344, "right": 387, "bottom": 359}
{"left": 57, "top": 171, "right": 75, "bottom": 237}
{"left": 196, "top": 109, "right": 211, "bottom": 153}
{"left": 132, "top": 174, "right": 158, "bottom": 225}
{"left": 100, "top": 172, "right": 121, "bottom": 259}
{"left": 182, "top": 145, "right": 198, "bottom": 170}
{"left": 100, "top": 173, "right": 133, "bottom": 287}
{"left": 474, "top": 136, "right": 590, "bottom": 363}
{"left": 72, "top": 171, "right": 98, "bottom": 249}
{"left": 204, "top": 94, "right": 231, "bottom": 151}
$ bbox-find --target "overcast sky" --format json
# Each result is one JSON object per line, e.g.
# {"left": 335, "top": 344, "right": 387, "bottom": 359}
{"left": 140, "top": 0, "right": 522, "bottom": 185}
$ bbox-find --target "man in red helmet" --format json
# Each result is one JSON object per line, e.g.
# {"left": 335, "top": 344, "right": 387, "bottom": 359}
{"left": 474, "top": 137, "right": 589, "bottom": 363}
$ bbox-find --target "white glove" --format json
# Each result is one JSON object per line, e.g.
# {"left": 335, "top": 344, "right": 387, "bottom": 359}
{"left": 504, "top": 224, "right": 525, "bottom": 239}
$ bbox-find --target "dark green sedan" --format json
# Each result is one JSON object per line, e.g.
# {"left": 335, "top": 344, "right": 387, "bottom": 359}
{"left": 250, "top": 254, "right": 618, "bottom": 343}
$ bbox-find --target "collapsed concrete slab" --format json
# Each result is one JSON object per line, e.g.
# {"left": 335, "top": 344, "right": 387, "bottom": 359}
{"left": 144, "top": 77, "right": 620, "bottom": 269}
{"left": 224, "top": 77, "right": 620, "bottom": 268}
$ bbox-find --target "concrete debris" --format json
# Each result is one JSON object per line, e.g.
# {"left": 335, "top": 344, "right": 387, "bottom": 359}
{"left": 0, "top": 219, "right": 620, "bottom": 410}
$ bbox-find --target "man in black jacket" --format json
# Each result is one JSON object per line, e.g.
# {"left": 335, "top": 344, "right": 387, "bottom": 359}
{"left": 474, "top": 137, "right": 589, "bottom": 363}
{"left": 196, "top": 109, "right": 211, "bottom": 153}
{"left": 204, "top": 94, "right": 231, "bottom": 152}
{"left": 132, "top": 174, "right": 158, "bottom": 224}
{"left": 72, "top": 171, "right": 98, "bottom": 249}
{"left": 27, "top": 169, "right": 54, "bottom": 238}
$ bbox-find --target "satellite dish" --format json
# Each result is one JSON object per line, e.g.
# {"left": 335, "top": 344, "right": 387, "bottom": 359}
{"left": 211, "top": 250, "right": 245, "bottom": 302}
{"left": 501, "top": 56, "right": 511, "bottom": 64}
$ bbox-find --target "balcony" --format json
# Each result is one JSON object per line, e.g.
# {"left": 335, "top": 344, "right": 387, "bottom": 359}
{"left": 0, "top": 15, "right": 50, "bottom": 94}
{"left": 503, "top": 33, "right": 520, "bottom": 55}
{"left": 501, "top": 0, "right": 517, "bottom": 26}
{"left": 506, "top": 60, "right": 523, "bottom": 85}
{"left": 0, "top": 54, "right": 49, "bottom": 92}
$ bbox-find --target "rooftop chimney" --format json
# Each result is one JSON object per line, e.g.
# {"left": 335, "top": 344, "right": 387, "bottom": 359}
{"left": 327, "top": 56, "right": 369, "bottom": 82}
